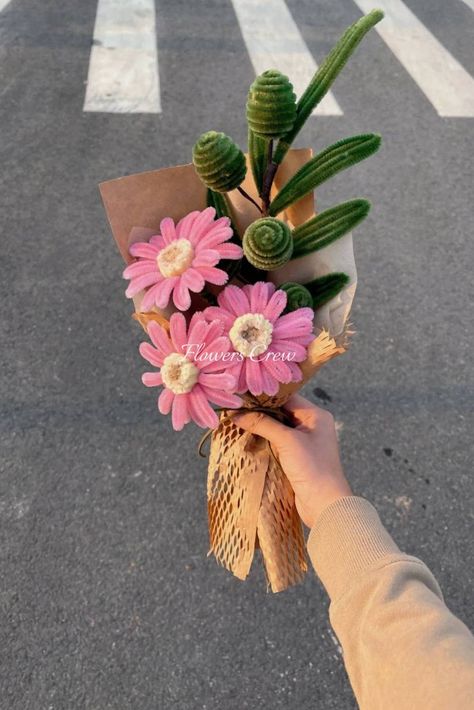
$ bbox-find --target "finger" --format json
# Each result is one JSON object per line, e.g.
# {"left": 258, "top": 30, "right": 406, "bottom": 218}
{"left": 284, "top": 393, "right": 322, "bottom": 427}
{"left": 232, "top": 411, "right": 289, "bottom": 445}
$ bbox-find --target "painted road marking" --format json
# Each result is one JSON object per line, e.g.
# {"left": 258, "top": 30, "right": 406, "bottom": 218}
{"left": 459, "top": 0, "right": 474, "bottom": 12}
{"left": 230, "top": 0, "right": 343, "bottom": 116}
{"left": 0, "top": 0, "right": 12, "bottom": 11}
{"left": 84, "top": 0, "right": 161, "bottom": 113}
{"left": 354, "top": 0, "right": 474, "bottom": 116}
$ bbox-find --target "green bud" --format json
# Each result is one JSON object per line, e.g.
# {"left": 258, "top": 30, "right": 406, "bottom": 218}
{"left": 193, "top": 131, "right": 246, "bottom": 193}
{"left": 243, "top": 217, "right": 293, "bottom": 270}
{"left": 279, "top": 282, "right": 313, "bottom": 313}
{"left": 246, "top": 70, "right": 297, "bottom": 140}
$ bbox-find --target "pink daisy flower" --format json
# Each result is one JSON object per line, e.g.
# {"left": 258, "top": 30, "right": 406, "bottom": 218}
{"left": 123, "top": 207, "right": 243, "bottom": 312}
{"left": 139, "top": 312, "right": 242, "bottom": 431}
{"left": 203, "top": 282, "right": 314, "bottom": 397}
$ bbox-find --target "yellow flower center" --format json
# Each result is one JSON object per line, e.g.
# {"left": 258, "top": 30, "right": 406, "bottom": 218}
{"left": 161, "top": 353, "right": 199, "bottom": 394}
{"left": 157, "top": 239, "right": 194, "bottom": 277}
{"left": 229, "top": 313, "right": 273, "bottom": 357}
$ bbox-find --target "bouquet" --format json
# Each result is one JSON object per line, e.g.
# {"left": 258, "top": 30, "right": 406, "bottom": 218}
{"left": 100, "top": 10, "right": 384, "bottom": 592}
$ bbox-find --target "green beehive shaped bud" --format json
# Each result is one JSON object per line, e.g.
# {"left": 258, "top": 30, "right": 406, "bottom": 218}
{"left": 193, "top": 131, "right": 247, "bottom": 193}
{"left": 280, "top": 282, "right": 313, "bottom": 313}
{"left": 243, "top": 217, "right": 293, "bottom": 270}
{"left": 246, "top": 70, "right": 297, "bottom": 140}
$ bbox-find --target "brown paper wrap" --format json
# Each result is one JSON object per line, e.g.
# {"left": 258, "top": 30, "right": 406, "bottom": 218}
{"left": 100, "top": 150, "right": 352, "bottom": 592}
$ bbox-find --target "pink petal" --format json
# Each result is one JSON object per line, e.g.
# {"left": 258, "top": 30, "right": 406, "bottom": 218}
{"left": 160, "top": 217, "right": 177, "bottom": 245}
{"left": 197, "top": 227, "right": 234, "bottom": 250}
{"left": 171, "top": 393, "right": 191, "bottom": 431}
{"left": 213, "top": 243, "right": 243, "bottom": 260}
{"left": 245, "top": 358, "right": 265, "bottom": 396}
{"left": 286, "top": 361, "right": 303, "bottom": 382}
{"left": 197, "top": 336, "right": 231, "bottom": 369}
{"left": 187, "top": 207, "right": 216, "bottom": 245}
{"left": 176, "top": 211, "right": 200, "bottom": 239}
{"left": 202, "top": 306, "right": 234, "bottom": 329}
{"left": 248, "top": 282, "right": 272, "bottom": 313}
{"left": 125, "top": 271, "right": 160, "bottom": 298}
{"left": 259, "top": 366, "right": 279, "bottom": 396}
{"left": 187, "top": 385, "right": 218, "bottom": 428}
{"left": 201, "top": 353, "right": 241, "bottom": 373}
{"left": 181, "top": 267, "right": 205, "bottom": 293}
{"left": 172, "top": 277, "right": 191, "bottom": 311}
{"left": 147, "top": 321, "right": 173, "bottom": 356}
{"left": 200, "top": 386, "right": 242, "bottom": 409}
{"left": 237, "top": 360, "right": 249, "bottom": 392}
{"left": 149, "top": 234, "right": 165, "bottom": 249}
{"left": 192, "top": 249, "right": 221, "bottom": 267}
{"left": 188, "top": 316, "right": 209, "bottom": 346}
{"left": 158, "top": 387, "right": 174, "bottom": 415}
{"left": 139, "top": 342, "right": 164, "bottom": 367}
{"left": 123, "top": 260, "right": 157, "bottom": 279}
{"left": 197, "top": 265, "right": 228, "bottom": 286}
{"left": 269, "top": 341, "right": 308, "bottom": 361}
{"left": 263, "top": 290, "right": 287, "bottom": 322}
{"left": 129, "top": 242, "right": 159, "bottom": 260}
{"left": 141, "top": 280, "right": 169, "bottom": 311}
{"left": 198, "top": 372, "right": 236, "bottom": 390}
{"left": 204, "top": 320, "right": 224, "bottom": 343}
{"left": 169, "top": 312, "right": 188, "bottom": 352}
{"left": 218, "top": 284, "right": 250, "bottom": 316}
{"left": 262, "top": 357, "right": 293, "bottom": 384}
{"left": 142, "top": 372, "right": 163, "bottom": 387}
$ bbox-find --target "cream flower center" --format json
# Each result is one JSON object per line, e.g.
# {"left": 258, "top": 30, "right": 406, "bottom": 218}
{"left": 157, "top": 238, "right": 194, "bottom": 277}
{"left": 161, "top": 353, "right": 199, "bottom": 394}
{"left": 229, "top": 313, "right": 273, "bottom": 357}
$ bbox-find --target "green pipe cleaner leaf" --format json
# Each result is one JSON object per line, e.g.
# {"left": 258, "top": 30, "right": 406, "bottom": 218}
{"left": 291, "top": 199, "right": 371, "bottom": 258}
{"left": 305, "top": 272, "right": 350, "bottom": 309}
{"left": 248, "top": 128, "right": 268, "bottom": 197}
{"left": 269, "top": 134, "right": 381, "bottom": 217}
{"left": 193, "top": 131, "right": 246, "bottom": 193}
{"left": 274, "top": 10, "right": 384, "bottom": 164}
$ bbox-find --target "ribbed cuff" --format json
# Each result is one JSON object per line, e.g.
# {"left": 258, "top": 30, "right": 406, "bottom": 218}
{"left": 307, "top": 496, "right": 400, "bottom": 602}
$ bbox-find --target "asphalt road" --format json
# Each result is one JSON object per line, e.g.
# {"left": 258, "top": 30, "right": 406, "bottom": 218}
{"left": 1, "top": 1, "right": 473, "bottom": 708}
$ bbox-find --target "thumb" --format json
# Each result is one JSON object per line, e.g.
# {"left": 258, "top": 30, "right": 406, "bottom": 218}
{"left": 232, "top": 411, "right": 289, "bottom": 445}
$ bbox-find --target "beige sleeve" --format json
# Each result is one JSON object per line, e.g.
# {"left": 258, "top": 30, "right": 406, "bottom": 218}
{"left": 307, "top": 496, "right": 474, "bottom": 710}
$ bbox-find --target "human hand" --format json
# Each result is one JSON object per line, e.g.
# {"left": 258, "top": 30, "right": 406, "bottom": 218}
{"left": 233, "top": 394, "right": 352, "bottom": 528}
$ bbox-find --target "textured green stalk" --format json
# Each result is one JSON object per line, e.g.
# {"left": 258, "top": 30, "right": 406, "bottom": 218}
{"left": 207, "top": 189, "right": 242, "bottom": 280}
{"left": 193, "top": 131, "right": 246, "bottom": 193}
{"left": 248, "top": 129, "right": 268, "bottom": 197}
{"left": 274, "top": 10, "right": 384, "bottom": 165}
{"left": 243, "top": 217, "right": 293, "bottom": 270}
{"left": 269, "top": 134, "right": 381, "bottom": 217}
{"left": 280, "top": 282, "right": 313, "bottom": 313}
{"left": 291, "top": 199, "right": 370, "bottom": 258}
{"left": 305, "top": 273, "right": 350, "bottom": 309}
{"left": 246, "top": 70, "right": 297, "bottom": 139}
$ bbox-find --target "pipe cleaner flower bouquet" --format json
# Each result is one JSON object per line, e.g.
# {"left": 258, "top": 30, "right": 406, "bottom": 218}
{"left": 100, "top": 10, "right": 384, "bottom": 592}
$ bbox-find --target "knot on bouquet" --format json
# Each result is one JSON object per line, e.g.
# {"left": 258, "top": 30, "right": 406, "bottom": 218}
{"left": 100, "top": 8, "right": 384, "bottom": 592}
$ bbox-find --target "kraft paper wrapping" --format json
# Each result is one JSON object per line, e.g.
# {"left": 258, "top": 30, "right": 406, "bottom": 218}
{"left": 100, "top": 150, "right": 355, "bottom": 592}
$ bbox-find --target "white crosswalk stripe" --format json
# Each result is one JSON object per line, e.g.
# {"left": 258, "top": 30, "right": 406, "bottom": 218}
{"left": 230, "top": 0, "right": 343, "bottom": 116}
{"left": 0, "top": 0, "right": 12, "bottom": 11}
{"left": 459, "top": 0, "right": 474, "bottom": 12}
{"left": 83, "top": 0, "right": 161, "bottom": 113}
{"left": 353, "top": 0, "right": 474, "bottom": 117}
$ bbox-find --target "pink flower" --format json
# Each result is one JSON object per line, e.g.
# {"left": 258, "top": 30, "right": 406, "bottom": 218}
{"left": 203, "top": 282, "right": 314, "bottom": 397}
{"left": 123, "top": 208, "right": 243, "bottom": 312}
{"left": 139, "top": 312, "right": 242, "bottom": 431}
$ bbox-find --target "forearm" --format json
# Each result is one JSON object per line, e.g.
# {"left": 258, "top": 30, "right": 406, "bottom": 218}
{"left": 307, "top": 497, "right": 474, "bottom": 710}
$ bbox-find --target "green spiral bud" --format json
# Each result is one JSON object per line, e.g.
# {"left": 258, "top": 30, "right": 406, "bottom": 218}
{"left": 243, "top": 217, "right": 293, "bottom": 270}
{"left": 246, "top": 70, "right": 297, "bottom": 140}
{"left": 192, "top": 131, "right": 247, "bottom": 193}
{"left": 280, "top": 282, "right": 313, "bottom": 313}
